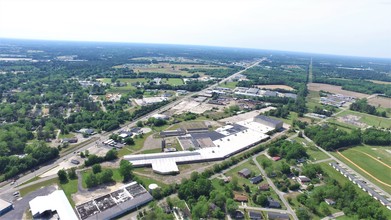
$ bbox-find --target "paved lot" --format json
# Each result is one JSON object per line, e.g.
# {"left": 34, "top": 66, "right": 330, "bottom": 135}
{"left": 0, "top": 185, "right": 57, "bottom": 220}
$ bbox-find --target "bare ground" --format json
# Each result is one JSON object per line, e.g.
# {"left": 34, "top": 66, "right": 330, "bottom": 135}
{"left": 367, "top": 96, "right": 391, "bottom": 108}
{"left": 256, "top": 84, "right": 294, "bottom": 91}
{"left": 307, "top": 83, "right": 369, "bottom": 98}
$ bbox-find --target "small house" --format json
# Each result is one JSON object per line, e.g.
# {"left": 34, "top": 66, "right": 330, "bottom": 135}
{"left": 259, "top": 184, "right": 270, "bottom": 191}
{"left": 234, "top": 210, "right": 245, "bottom": 219}
{"left": 267, "top": 212, "right": 289, "bottom": 220}
{"left": 325, "top": 199, "right": 336, "bottom": 205}
{"left": 297, "top": 176, "right": 311, "bottom": 184}
{"left": 267, "top": 198, "right": 281, "bottom": 209}
{"left": 250, "top": 175, "right": 263, "bottom": 184}
{"left": 238, "top": 168, "right": 251, "bottom": 178}
{"left": 248, "top": 211, "right": 263, "bottom": 220}
{"left": 234, "top": 193, "right": 248, "bottom": 202}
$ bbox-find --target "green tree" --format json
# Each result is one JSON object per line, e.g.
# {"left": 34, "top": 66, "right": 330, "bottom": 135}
{"left": 104, "top": 149, "right": 118, "bottom": 161}
{"left": 136, "top": 121, "right": 144, "bottom": 127}
{"left": 67, "top": 168, "right": 77, "bottom": 180}
{"left": 85, "top": 173, "right": 98, "bottom": 188}
{"left": 92, "top": 164, "right": 102, "bottom": 174}
{"left": 57, "top": 169, "right": 68, "bottom": 183}
{"left": 119, "top": 159, "right": 133, "bottom": 182}
{"left": 99, "top": 169, "right": 113, "bottom": 184}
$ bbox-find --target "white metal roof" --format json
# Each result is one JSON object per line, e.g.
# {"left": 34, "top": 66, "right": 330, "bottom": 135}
{"left": 125, "top": 118, "right": 273, "bottom": 174}
{"left": 0, "top": 199, "right": 12, "bottom": 211}
{"left": 29, "top": 190, "right": 78, "bottom": 220}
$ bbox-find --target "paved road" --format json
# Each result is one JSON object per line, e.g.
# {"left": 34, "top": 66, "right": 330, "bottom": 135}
{"left": 239, "top": 205, "right": 292, "bottom": 214}
{"left": 0, "top": 59, "right": 264, "bottom": 196}
{"left": 252, "top": 157, "right": 298, "bottom": 220}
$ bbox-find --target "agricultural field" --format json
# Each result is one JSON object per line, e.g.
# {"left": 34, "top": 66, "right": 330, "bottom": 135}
{"left": 368, "top": 80, "right": 391, "bottom": 85}
{"left": 306, "top": 90, "right": 323, "bottom": 112}
{"left": 367, "top": 96, "right": 391, "bottom": 108}
{"left": 308, "top": 83, "right": 370, "bottom": 99}
{"left": 117, "top": 62, "right": 229, "bottom": 77}
{"left": 256, "top": 84, "right": 295, "bottom": 91}
{"left": 331, "top": 145, "right": 391, "bottom": 194}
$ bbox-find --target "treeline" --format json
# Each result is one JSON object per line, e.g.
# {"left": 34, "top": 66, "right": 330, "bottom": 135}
{"left": 0, "top": 141, "right": 59, "bottom": 181}
{"left": 186, "top": 66, "right": 242, "bottom": 78}
{"left": 305, "top": 125, "right": 391, "bottom": 150}
{"left": 143, "top": 80, "right": 211, "bottom": 92}
{"left": 313, "top": 77, "right": 391, "bottom": 97}
{"left": 362, "top": 128, "right": 391, "bottom": 145}
{"left": 350, "top": 99, "right": 387, "bottom": 117}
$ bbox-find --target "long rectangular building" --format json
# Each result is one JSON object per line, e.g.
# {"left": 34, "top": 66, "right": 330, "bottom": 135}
{"left": 125, "top": 117, "right": 275, "bottom": 174}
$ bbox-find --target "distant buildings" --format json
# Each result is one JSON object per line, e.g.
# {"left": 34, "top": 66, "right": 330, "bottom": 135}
{"left": 234, "top": 87, "right": 297, "bottom": 99}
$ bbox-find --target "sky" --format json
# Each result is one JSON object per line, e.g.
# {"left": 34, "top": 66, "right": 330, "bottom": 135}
{"left": 1, "top": 0, "right": 391, "bottom": 58}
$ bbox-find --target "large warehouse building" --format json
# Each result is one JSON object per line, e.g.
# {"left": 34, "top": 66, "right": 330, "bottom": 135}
{"left": 0, "top": 199, "right": 13, "bottom": 216}
{"left": 253, "top": 115, "right": 283, "bottom": 130}
{"left": 29, "top": 190, "right": 78, "bottom": 220}
{"left": 125, "top": 115, "right": 281, "bottom": 174}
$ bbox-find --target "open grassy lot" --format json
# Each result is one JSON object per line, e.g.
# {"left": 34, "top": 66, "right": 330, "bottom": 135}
{"left": 219, "top": 81, "right": 237, "bottom": 89}
{"left": 162, "top": 78, "right": 184, "bottom": 86}
{"left": 81, "top": 168, "right": 123, "bottom": 188}
{"left": 269, "top": 111, "right": 298, "bottom": 126}
{"left": 293, "top": 137, "right": 330, "bottom": 161}
{"left": 19, "top": 178, "right": 58, "bottom": 196}
{"left": 60, "top": 179, "right": 78, "bottom": 207}
{"left": 331, "top": 146, "right": 391, "bottom": 194}
{"left": 334, "top": 109, "right": 391, "bottom": 128}
{"left": 130, "top": 62, "right": 229, "bottom": 77}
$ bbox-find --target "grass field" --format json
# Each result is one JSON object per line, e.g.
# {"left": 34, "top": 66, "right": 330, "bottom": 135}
{"left": 293, "top": 137, "right": 330, "bottom": 161}
{"left": 334, "top": 110, "right": 391, "bottom": 128}
{"left": 130, "top": 63, "right": 229, "bottom": 77}
{"left": 332, "top": 145, "right": 391, "bottom": 194}
{"left": 162, "top": 78, "right": 184, "bottom": 86}
{"left": 269, "top": 111, "right": 298, "bottom": 126}
{"left": 19, "top": 178, "right": 58, "bottom": 196}
{"left": 306, "top": 90, "right": 323, "bottom": 112}
{"left": 81, "top": 168, "right": 123, "bottom": 188}
{"left": 219, "top": 81, "right": 238, "bottom": 89}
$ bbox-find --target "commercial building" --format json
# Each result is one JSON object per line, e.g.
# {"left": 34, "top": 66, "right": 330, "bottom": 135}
{"left": 253, "top": 115, "right": 283, "bottom": 130}
{"left": 0, "top": 199, "right": 13, "bottom": 216}
{"left": 125, "top": 116, "right": 276, "bottom": 174}
{"left": 29, "top": 190, "right": 78, "bottom": 220}
{"left": 76, "top": 182, "right": 153, "bottom": 220}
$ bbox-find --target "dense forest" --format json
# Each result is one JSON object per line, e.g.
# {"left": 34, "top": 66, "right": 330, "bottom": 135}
{"left": 350, "top": 98, "right": 387, "bottom": 117}
{"left": 304, "top": 125, "right": 391, "bottom": 150}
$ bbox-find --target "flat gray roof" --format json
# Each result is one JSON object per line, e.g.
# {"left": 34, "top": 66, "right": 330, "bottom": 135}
{"left": 255, "top": 115, "right": 282, "bottom": 126}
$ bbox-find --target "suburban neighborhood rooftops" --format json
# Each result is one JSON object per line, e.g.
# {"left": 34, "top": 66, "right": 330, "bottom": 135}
{"left": 267, "top": 212, "right": 289, "bottom": 220}
{"left": 238, "top": 168, "right": 251, "bottom": 178}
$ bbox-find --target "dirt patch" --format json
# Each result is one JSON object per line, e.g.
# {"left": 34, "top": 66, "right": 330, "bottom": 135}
{"left": 367, "top": 96, "right": 391, "bottom": 108}
{"left": 368, "top": 80, "right": 391, "bottom": 85}
{"left": 337, "top": 114, "right": 367, "bottom": 128}
{"left": 219, "top": 107, "right": 276, "bottom": 124}
{"left": 256, "top": 84, "right": 294, "bottom": 91}
{"left": 73, "top": 182, "right": 124, "bottom": 205}
{"left": 307, "top": 83, "right": 369, "bottom": 99}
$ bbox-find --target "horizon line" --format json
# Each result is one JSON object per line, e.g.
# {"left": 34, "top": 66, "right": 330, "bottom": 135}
{"left": 1, "top": 37, "right": 391, "bottom": 60}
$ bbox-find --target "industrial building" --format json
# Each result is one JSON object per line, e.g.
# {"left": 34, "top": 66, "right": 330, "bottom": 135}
{"left": 125, "top": 116, "right": 276, "bottom": 174}
{"left": 0, "top": 199, "right": 12, "bottom": 216}
{"left": 253, "top": 115, "right": 283, "bottom": 130}
{"left": 29, "top": 190, "right": 78, "bottom": 220}
{"left": 76, "top": 182, "right": 153, "bottom": 220}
